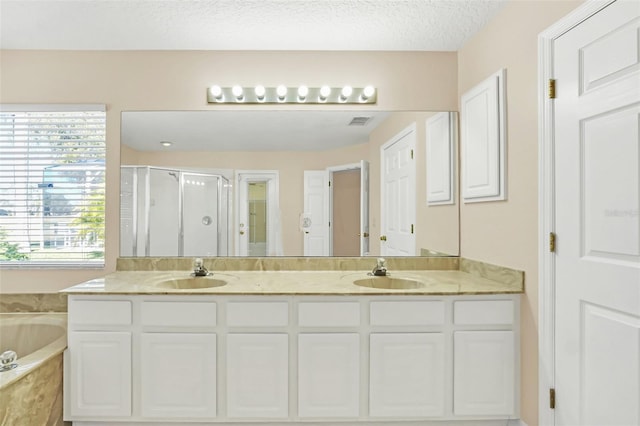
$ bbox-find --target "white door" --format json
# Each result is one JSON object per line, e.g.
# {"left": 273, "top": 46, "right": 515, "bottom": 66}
{"left": 554, "top": 2, "right": 640, "bottom": 425}
{"left": 140, "top": 333, "right": 216, "bottom": 418}
{"left": 226, "top": 333, "right": 289, "bottom": 418}
{"left": 360, "top": 160, "right": 370, "bottom": 255}
{"left": 68, "top": 331, "right": 131, "bottom": 418}
{"left": 380, "top": 125, "right": 416, "bottom": 256}
{"left": 303, "top": 170, "right": 330, "bottom": 256}
{"left": 369, "top": 333, "right": 445, "bottom": 418}
{"left": 298, "top": 333, "right": 360, "bottom": 418}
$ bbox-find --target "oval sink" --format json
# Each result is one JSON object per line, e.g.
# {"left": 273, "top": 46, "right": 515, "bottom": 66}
{"left": 156, "top": 277, "right": 228, "bottom": 289}
{"left": 353, "top": 276, "right": 424, "bottom": 290}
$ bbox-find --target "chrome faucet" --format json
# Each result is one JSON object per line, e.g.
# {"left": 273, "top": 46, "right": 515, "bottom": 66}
{"left": 192, "top": 258, "right": 210, "bottom": 277}
{"left": 371, "top": 257, "right": 387, "bottom": 276}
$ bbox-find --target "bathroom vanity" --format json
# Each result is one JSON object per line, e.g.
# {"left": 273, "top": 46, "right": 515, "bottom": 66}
{"left": 62, "top": 261, "right": 523, "bottom": 425}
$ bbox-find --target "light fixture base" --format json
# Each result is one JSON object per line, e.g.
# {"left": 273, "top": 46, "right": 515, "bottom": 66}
{"left": 207, "top": 86, "right": 377, "bottom": 104}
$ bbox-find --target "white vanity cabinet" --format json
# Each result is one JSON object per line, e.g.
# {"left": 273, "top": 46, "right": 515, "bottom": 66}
{"left": 67, "top": 331, "right": 132, "bottom": 418}
{"left": 226, "top": 301, "right": 289, "bottom": 418}
{"left": 65, "top": 293, "right": 519, "bottom": 425}
{"left": 140, "top": 333, "right": 217, "bottom": 418}
{"left": 297, "top": 301, "right": 361, "bottom": 418}
{"left": 452, "top": 299, "right": 517, "bottom": 416}
{"left": 368, "top": 300, "right": 446, "bottom": 418}
{"left": 369, "top": 332, "right": 445, "bottom": 418}
{"left": 67, "top": 300, "right": 132, "bottom": 419}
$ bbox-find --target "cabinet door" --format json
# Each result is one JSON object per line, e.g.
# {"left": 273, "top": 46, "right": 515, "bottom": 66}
{"left": 141, "top": 333, "right": 216, "bottom": 418}
{"left": 454, "top": 331, "right": 515, "bottom": 415}
{"left": 298, "top": 333, "right": 359, "bottom": 418}
{"left": 369, "top": 333, "right": 445, "bottom": 418}
{"left": 227, "top": 334, "right": 288, "bottom": 418}
{"left": 68, "top": 331, "right": 131, "bottom": 418}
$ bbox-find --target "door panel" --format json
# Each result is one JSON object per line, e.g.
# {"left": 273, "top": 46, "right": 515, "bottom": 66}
{"left": 69, "top": 332, "right": 131, "bottom": 417}
{"left": 369, "top": 333, "right": 444, "bottom": 417}
{"left": 140, "top": 333, "right": 216, "bottom": 418}
{"left": 381, "top": 127, "right": 416, "bottom": 256}
{"left": 226, "top": 333, "right": 288, "bottom": 418}
{"left": 453, "top": 331, "right": 515, "bottom": 416}
{"left": 298, "top": 333, "right": 360, "bottom": 418}
{"left": 303, "top": 170, "right": 329, "bottom": 256}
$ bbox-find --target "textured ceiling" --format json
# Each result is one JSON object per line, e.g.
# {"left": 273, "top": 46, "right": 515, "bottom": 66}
{"left": 0, "top": 0, "right": 507, "bottom": 51}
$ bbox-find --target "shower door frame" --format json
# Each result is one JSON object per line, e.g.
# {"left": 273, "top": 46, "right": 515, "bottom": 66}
{"left": 121, "top": 166, "right": 229, "bottom": 257}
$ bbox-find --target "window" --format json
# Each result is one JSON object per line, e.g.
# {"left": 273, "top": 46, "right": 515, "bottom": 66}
{"left": 0, "top": 104, "right": 106, "bottom": 267}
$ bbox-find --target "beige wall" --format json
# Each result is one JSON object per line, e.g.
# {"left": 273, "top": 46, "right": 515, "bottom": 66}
{"left": 457, "top": 1, "right": 583, "bottom": 424}
{"left": 0, "top": 49, "right": 457, "bottom": 292}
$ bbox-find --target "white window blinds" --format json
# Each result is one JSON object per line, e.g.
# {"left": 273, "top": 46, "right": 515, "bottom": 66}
{"left": 0, "top": 105, "right": 106, "bottom": 267}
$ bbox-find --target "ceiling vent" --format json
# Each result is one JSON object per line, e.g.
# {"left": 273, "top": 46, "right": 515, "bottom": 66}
{"left": 348, "top": 116, "right": 372, "bottom": 126}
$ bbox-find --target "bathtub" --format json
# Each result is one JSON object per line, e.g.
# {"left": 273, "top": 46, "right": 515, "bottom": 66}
{"left": 0, "top": 313, "right": 67, "bottom": 425}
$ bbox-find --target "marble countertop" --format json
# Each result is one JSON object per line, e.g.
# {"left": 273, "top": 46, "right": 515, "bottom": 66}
{"left": 60, "top": 269, "right": 523, "bottom": 296}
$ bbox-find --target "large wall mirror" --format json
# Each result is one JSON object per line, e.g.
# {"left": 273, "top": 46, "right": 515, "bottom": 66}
{"left": 120, "top": 110, "right": 459, "bottom": 258}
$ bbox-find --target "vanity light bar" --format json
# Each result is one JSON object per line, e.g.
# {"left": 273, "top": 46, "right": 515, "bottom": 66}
{"left": 207, "top": 85, "right": 377, "bottom": 104}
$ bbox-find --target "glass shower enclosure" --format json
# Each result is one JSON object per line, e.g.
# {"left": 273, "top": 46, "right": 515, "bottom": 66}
{"left": 120, "top": 166, "right": 229, "bottom": 257}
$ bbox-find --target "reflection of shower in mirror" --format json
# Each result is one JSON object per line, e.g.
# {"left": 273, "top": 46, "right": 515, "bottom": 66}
{"left": 120, "top": 166, "right": 230, "bottom": 257}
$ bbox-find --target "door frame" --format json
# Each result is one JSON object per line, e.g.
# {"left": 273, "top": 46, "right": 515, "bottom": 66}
{"left": 537, "top": 1, "right": 616, "bottom": 424}
{"left": 380, "top": 123, "right": 416, "bottom": 256}
{"left": 235, "top": 170, "right": 280, "bottom": 256}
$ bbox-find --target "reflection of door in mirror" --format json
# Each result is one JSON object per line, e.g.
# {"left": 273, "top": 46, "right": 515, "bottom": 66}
{"left": 237, "top": 171, "right": 281, "bottom": 256}
{"left": 380, "top": 124, "right": 416, "bottom": 256}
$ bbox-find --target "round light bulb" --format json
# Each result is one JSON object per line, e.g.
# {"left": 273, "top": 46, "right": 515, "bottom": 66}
{"left": 363, "top": 85, "right": 375, "bottom": 98}
{"left": 341, "top": 86, "right": 353, "bottom": 97}
{"left": 276, "top": 84, "right": 287, "bottom": 101}
{"left": 210, "top": 85, "right": 222, "bottom": 97}
{"left": 319, "top": 85, "right": 331, "bottom": 101}
{"left": 160, "top": 141, "right": 172, "bottom": 147}
{"left": 232, "top": 85, "right": 243, "bottom": 98}
{"left": 298, "top": 85, "right": 309, "bottom": 97}
{"left": 255, "top": 85, "right": 266, "bottom": 99}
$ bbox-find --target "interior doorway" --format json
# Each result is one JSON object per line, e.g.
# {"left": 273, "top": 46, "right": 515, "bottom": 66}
{"left": 236, "top": 171, "right": 280, "bottom": 256}
{"left": 303, "top": 160, "right": 370, "bottom": 256}
{"left": 331, "top": 169, "right": 361, "bottom": 256}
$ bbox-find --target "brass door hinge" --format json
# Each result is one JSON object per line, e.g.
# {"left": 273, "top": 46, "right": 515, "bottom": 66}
{"left": 550, "top": 388, "right": 556, "bottom": 409}
{"left": 410, "top": 149, "right": 414, "bottom": 159}
{"left": 328, "top": 181, "right": 331, "bottom": 187}
{"left": 411, "top": 224, "right": 414, "bottom": 234}
{"left": 548, "top": 79, "right": 556, "bottom": 99}
{"left": 550, "top": 232, "right": 556, "bottom": 252}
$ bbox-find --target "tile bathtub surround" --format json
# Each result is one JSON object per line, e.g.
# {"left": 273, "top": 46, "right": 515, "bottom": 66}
{"left": 116, "top": 256, "right": 460, "bottom": 272}
{"left": 0, "top": 354, "right": 67, "bottom": 426}
{"left": 0, "top": 293, "right": 68, "bottom": 313}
